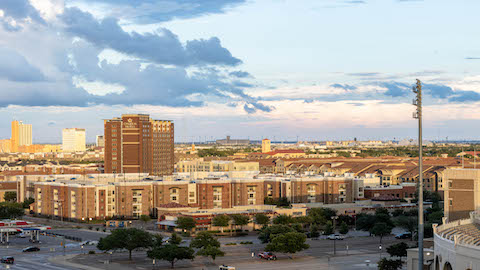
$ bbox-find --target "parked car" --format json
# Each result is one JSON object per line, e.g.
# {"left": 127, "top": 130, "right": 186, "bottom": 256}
{"left": 17, "top": 233, "right": 27, "bottom": 238}
{"left": 258, "top": 252, "right": 277, "bottom": 260}
{"left": 0, "top": 256, "right": 14, "bottom": 264}
{"left": 395, "top": 232, "right": 412, "bottom": 239}
{"left": 22, "top": 246, "right": 40, "bottom": 252}
{"left": 219, "top": 265, "right": 235, "bottom": 270}
{"left": 327, "top": 234, "right": 345, "bottom": 240}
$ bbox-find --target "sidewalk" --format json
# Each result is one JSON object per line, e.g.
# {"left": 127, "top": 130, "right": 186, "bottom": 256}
{"left": 48, "top": 254, "right": 103, "bottom": 270}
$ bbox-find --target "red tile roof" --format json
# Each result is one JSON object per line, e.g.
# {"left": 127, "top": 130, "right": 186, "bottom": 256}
{"left": 157, "top": 202, "right": 190, "bottom": 208}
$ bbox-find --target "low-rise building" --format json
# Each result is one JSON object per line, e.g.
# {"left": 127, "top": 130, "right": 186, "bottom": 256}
{"left": 26, "top": 173, "right": 364, "bottom": 220}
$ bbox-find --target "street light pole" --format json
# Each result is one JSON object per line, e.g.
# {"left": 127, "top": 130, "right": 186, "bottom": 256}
{"left": 412, "top": 79, "right": 424, "bottom": 270}
{"left": 331, "top": 216, "right": 338, "bottom": 256}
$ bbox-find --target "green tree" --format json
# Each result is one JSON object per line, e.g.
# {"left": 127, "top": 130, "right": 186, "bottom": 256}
{"left": 291, "top": 223, "right": 304, "bottom": 233}
{"left": 370, "top": 222, "right": 392, "bottom": 244}
{"left": 339, "top": 221, "right": 349, "bottom": 235}
{"left": 308, "top": 208, "right": 327, "bottom": 225}
{"left": 258, "top": 224, "right": 294, "bottom": 243}
{"left": 139, "top": 214, "right": 151, "bottom": 229}
{"left": 265, "top": 232, "right": 310, "bottom": 259}
{"left": 3, "top": 191, "right": 16, "bottom": 202}
{"left": 394, "top": 216, "right": 417, "bottom": 241}
{"left": 310, "top": 224, "right": 320, "bottom": 238}
{"left": 190, "top": 232, "right": 220, "bottom": 249}
{"left": 377, "top": 258, "right": 402, "bottom": 270}
{"left": 197, "top": 245, "right": 225, "bottom": 261}
{"left": 0, "top": 202, "right": 24, "bottom": 219}
{"left": 386, "top": 242, "right": 408, "bottom": 260}
{"left": 272, "top": 214, "right": 294, "bottom": 225}
{"left": 254, "top": 213, "right": 270, "bottom": 228}
{"left": 169, "top": 233, "right": 182, "bottom": 245}
{"left": 148, "top": 243, "right": 195, "bottom": 268}
{"left": 22, "top": 197, "right": 34, "bottom": 209}
{"left": 190, "top": 231, "right": 224, "bottom": 261}
{"left": 323, "top": 221, "right": 333, "bottom": 235}
{"left": 264, "top": 197, "right": 291, "bottom": 207}
{"left": 308, "top": 208, "right": 337, "bottom": 225}
{"left": 427, "top": 211, "right": 443, "bottom": 224}
{"left": 356, "top": 213, "right": 376, "bottom": 231}
{"left": 212, "top": 215, "right": 230, "bottom": 233}
{"left": 294, "top": 216, "right": 313, "bottom": 227}
{"left": 374, "top": 208, "right": 394, "bottom": 228}
{"left": 97, "top": 228, "right": 153, "bottom": 260}
{"left": 230, "top": 214, "right": 250, "bottom": 233}
{"left": 176, "top": 217, "right": 196, "bottom": 232}
{"left": 392, "top": 209, "right": 404, "bottom": 217}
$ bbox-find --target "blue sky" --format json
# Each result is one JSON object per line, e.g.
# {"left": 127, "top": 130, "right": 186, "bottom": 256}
{"left": 1, "top": 0, "right": 480, "bottom": 143}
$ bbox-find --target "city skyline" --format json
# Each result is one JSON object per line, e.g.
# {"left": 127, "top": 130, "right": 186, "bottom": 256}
{"left": 2, "top": 1, "right": 480, "bottom": 142}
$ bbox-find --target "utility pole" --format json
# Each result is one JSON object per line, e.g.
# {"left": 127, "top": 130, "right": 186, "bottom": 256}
{"left": 412, "top": 79, "right": 424, "bottom": 270}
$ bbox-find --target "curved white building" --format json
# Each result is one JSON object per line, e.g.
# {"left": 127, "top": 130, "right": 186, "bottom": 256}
{"left": 434, "top": 211, "right": 480, "bottom": 270}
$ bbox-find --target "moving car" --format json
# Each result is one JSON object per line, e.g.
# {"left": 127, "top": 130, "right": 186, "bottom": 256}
{"left": 0, "top": 256, "right": 14, "bottom": 264}
{"left": 258, "top": 252, "right": 277, "bottom": 260}
{"left": 395, "top": 232, "right": 412, "bottom": 239}
{"left": 327, "top": 234, "right": 345, "bottom": 240}
{"left": 22, "top": 246, "right": 40, "bottom": 252}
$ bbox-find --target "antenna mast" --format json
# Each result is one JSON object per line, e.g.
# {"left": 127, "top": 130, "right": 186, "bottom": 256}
{"left": 412, "top": 79, "right": 424, "bottom": 270}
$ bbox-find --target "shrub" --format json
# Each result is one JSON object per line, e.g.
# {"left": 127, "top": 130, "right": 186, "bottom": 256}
{"left": 88, "top": 250, "right": 95, "bottom": 254}
{"left": 88, "top": 226, "right": 93, "bottom": 230}
{"left": 225, "top": 242, "right": 237, "bottom": 246}
{"left": 240, "top": 241, "right": 253, "bottom": 245}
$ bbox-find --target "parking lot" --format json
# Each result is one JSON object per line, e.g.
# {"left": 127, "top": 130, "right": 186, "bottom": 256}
{"left": 0, "top": 232, "right": 97, "bottom": 270}
{"left": 68, "top": 234, "right": 413, "bottom": 270}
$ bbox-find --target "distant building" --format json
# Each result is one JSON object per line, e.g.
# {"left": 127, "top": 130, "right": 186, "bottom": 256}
{"left": 264, "top": 149, "right": 305, "bottom": 158}
{"left": 444, "top": 168, "right": 480, "bottom": 221}
{"left": 11, "top": 120, "right": 32, "bottom": 152}
{"left": 104, "top": 114, "right": 174, "bottom": 176}
{"left": 0, "top": 139, "right": 11, "bottom": 153}
{"left": 62, "top": 128, "right": 86, "bottom": 152}
{"left": 216, "top": 136, "right": 250, "bottom": 146}
{"left": 262, "top": 138, "right": 271, "bottom": 153}
{"left": 96, "top": 135, "right": 105, "bottom": 147}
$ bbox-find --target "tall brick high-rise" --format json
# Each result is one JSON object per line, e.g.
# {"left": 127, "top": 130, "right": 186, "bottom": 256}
{"left": 104, "top": 114, "right": 174, "bottom": 175}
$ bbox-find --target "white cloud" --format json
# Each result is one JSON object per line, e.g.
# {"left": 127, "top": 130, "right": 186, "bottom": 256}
{"left": 30, "top": 0, "right": 64, "bottom": 21}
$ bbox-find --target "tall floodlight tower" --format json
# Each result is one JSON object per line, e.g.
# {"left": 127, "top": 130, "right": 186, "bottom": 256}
{"left": 412, "top": 79, "right": 424, "bottom": 270}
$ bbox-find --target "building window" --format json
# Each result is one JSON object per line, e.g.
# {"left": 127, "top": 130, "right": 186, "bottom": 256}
{"left": 247, "top": 186, "right": 256, "bottom": 205}
{"left": 307, "top": 184, "right": 316, "bottom": 203}
{"left": 213, "top": 187, "right": 222, "bottom": 208}
{"left": 170, "top": 188, "right": 179, "bottom": 202}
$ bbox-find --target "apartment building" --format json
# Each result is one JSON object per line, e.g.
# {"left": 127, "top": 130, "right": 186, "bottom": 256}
{"left": 96, "top": 135, "right": 105, "bottom": 147}
{"left": 104, "top": 114, "right": 174, "bottom": 176}
{"left": 62, "top": 128, "right": 86, "bottom": 152}
{"left": 176, "top": 159, "right": 259, "bottom": 174}
{"left": 262, "top": 139, "right": 271, "bottom": 153}
{"left": 11, "top": 120, "right": 32, "bottom": 152}
{"left": 30, "top": 174, "right": 363, "bottom": 220}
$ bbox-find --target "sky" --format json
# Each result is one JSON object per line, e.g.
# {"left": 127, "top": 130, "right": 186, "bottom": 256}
{"left": 1, "top": 0, "right": 480, "bottom": 143}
